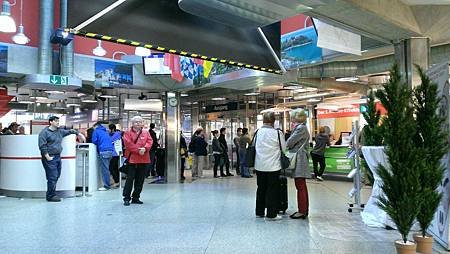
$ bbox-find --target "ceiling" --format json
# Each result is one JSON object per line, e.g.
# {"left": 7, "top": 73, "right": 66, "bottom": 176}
{"left": 400, "top": 0, "right": 450, "bottom": 5}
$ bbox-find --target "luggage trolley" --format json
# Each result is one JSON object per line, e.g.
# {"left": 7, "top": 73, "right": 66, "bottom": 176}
{"left": 347, "top": 120, "right": 365, "bottom": 213}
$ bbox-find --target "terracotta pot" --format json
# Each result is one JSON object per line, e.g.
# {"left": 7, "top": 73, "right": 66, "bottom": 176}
{"left": 413, "top": 234, "right": 433, "bottom": 254}
{"left": 395, "top": 240, "right": 417, "bottom": 254}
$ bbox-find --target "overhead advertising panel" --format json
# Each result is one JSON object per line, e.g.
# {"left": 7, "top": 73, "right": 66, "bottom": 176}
{"left": 124, "top": 99, "right": 163, "bottom": 112}
{"left": 143, "top": 54, "right": 171, "bottom": 75}
{"left": 281, "top": 14, "right": 322, "bottom": 70}
{"left": 95, "top": 59, "right": 133, "bottom": 88}
{"left": 67, "top": 0, "right": 282, "bottom": 74}
{"left": 316, "top": 20, "right": 361, "bottom": 56}
{"left": 0, "top": 45, "right": 7, "bottom": 73}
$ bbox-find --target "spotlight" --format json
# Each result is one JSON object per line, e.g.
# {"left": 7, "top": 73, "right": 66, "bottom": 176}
{"left": 50, "top": 28, "right": 74, "bottom": 46}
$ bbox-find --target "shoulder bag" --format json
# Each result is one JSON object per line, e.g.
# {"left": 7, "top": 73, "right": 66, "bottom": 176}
{"left": 246, "top": 130, "right": 259, "bottom": 168}
{"left": 119, "top": 131, "right": 142, "bottom": 174}
{"left": 277, "top": 130, "right": 291, "bottom": 170}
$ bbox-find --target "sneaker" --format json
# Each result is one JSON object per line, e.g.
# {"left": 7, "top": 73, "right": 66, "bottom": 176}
{"left": 256, "top": 214, "right": 265, "bottom": 218}
{"left": 317, "top": 176, "right": 324, "bottom": 181}
{"left": 265, "top": 215, "right": 282, "bottom": 221}
{"left": 47, "top": 196, "right": 61, "bottom": 202}
{"left": 98, "top": 187, "right": 108, "bottom": 191}
{"left": 131, "top": 200, "right": 143, "bottom": 204}
{"left": 123, "top": 200, "right": 130, "bottom": 206}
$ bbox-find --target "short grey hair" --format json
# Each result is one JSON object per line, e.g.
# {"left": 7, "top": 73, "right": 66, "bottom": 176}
{"left": 263, "top": 112, "right": 275, "bottom": 124}
{"left": 290, "top": 109, "right": 307, "bottom": 123}
{"left": 131, "top": 116, "right": 143, "bottom": 123}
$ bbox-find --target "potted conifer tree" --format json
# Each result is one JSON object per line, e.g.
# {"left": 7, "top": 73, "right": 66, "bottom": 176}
{"left": 376, "top": 64, "right": 422, "bottom": 254}
{"left": 412, "top": 66, "right": 447, "bottom": 254}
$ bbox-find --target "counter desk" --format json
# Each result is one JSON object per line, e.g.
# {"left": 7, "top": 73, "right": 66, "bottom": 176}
{"left": 308, "top": 145, "right": 353, "bottom": 176}
{"left": 0, "top": 135, "right": 77, "bottom": 198}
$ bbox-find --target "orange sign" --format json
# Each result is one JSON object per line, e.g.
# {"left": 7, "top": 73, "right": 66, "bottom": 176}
{"left": 317, "top": 107, "right": 360, "bottom": 119}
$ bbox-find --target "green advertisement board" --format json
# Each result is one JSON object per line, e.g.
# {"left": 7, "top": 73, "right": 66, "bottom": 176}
{"left": 309, "top": 146, "right": 352, "bottom": 174}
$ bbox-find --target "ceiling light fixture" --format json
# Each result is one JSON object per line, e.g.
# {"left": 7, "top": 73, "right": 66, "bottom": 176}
{"left": 211, "top": 97, "right": 226, "bottom": 101}
{"left": 45, "top": 90, "right": 65, "bottom": 94}
{"left": 12, "top": 0, "right": 29, "bottom": 44}
{"left": 244, "top": 92, "right": 260, "bottom": 96}
{"left": 135, "top": 46, "right": 151, "bottom": 57}
{"left": 81, "top": 96, "right": 98, "bottom": 103}
{"left": 93, "top": 40, "right": 107, "bottom": 56}
{"left": 180, "top": 93, "right": 189, "bottom": 97}
{"left": 336, "top": 77, "right": 358, "bottom": 82}
{"left": 0, "top": 0, "right": 16, "bottom": 33}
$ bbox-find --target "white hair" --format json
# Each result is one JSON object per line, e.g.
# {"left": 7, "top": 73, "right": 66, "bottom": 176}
{"left": 290, "top": 109, "right": 307, "bottom": 123}
{"left": 131, "top": 116, "right": 143, "bottom": 123}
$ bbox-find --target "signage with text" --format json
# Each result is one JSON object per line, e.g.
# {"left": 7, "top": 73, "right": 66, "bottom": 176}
{"left": 205, "top": 102, "right": 238, "bottom": 113}
{"left": 49, "top": 75, "right": 68, "bottom": 85}
{"left": 317, "top": 107, "right": 360, "bottom": 119}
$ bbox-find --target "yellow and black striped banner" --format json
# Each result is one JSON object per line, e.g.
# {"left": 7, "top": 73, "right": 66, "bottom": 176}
{"left": 68, "top": 29, "right": 283, "bottom": 75}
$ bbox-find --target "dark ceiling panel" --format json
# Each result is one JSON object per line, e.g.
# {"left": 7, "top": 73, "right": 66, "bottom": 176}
{"left": 67, "top": 0, "right": 281, "bottom": 72}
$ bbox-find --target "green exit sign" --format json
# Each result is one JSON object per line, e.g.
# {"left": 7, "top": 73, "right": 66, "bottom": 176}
{"left": 49, "top": 75, "right": 68, "bottom": 85}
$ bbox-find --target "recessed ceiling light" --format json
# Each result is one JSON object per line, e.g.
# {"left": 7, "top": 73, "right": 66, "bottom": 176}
{"left": 211, "top": 97, "right": 226, "bottom": 101}
{"left": 336, "top": 77, "right": 358, "bottom": 82}
{"left": 45, "top": 90, "right": 65, "bottom": 94}
{"left": 244, "top": 92, "right": 260, "bottom": 96}
{"left": 181, "top": 93, "right": 189, "bottom": 97}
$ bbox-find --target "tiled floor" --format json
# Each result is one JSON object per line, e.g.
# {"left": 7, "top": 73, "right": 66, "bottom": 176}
{"left": 1, "top": 171, "right": 449, "bottom": 254}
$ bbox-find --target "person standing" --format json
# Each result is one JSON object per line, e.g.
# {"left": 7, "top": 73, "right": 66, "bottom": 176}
{"left": 122, "top": 116, "right": 153, "bottom": 206}
{"left": 310, "top": 126, "right": 330, "bottom": 181}
{"left": 109, "top": 124, "right": 122, "bottom": 187}
{"left": 212, "top": 130, "right": 225, "bottom": 178}
{"left": 38, "top": 116, "right": 80, "bottom": 202}
{"left": 254, "top": 112, "right": 286, "bottom": 220}
{"left": 286, "top": 109, "right": 310, "bottom": 219}
{"left": 233, "top": 128, "right": 242, "bottom": 175}
{"left": 147, "top": 123, "right": 159, "bottom": 177}
{"left": 189, "top": 127, "right": 202, "bottom": 178}
{"left": 180, "top": 131, "right": 188, "bottom": 180}
{"left": 239, "top": 128, "right": 252, "bottom": 178}
{"left": 194, "top": 129, "right": 208, "bottom": 178}
{"left": 4, "top": 122, "right": 19, "bottom": 135}
{"left": 219, "top": 128, "right": 234, "bottom": 176}
{"left": 92, "top": 121, "right": 115, "bottom": 190}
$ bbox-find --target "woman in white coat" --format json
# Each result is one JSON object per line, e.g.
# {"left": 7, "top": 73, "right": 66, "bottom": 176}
{"left": 286, "top": 109, "right": 310, "bottom": 219}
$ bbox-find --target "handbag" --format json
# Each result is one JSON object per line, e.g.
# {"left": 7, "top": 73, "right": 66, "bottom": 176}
{"left": 246, "top": 130, "right": 259, "bottom": 168}
{"left": 286, "top": 142, "right": 307, "bottom": 171}
{"left": 119, "top": 130, "right": 142, "bottom": 174}
{"left": 277, "top": 130, "right": 290, "bottom": 170}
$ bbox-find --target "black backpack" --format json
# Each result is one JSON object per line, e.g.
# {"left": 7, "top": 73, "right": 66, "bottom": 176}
{"left": 188, "top": 136, "right": 197, "bottom": 153}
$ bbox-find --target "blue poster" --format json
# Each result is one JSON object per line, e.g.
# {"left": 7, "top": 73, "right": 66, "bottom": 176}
{"left": 95, "top": 59, "right": 133, "bottom": 88}
{"left": 281, "top": 26, "right": 322, "bottom": 69}
{"left": 0, "top": 45, "right": 7, "bottom": 73}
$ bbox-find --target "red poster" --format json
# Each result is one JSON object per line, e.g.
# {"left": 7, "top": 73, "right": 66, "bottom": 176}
{"left": 317, "top": 107, "right": 360, "bottom": 119}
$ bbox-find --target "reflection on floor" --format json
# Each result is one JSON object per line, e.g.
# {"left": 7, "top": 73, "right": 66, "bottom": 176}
{"left": 0, "top": 170, "right": 449, "bottom": 254}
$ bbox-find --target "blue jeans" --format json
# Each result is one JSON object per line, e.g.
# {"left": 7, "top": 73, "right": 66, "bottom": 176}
{"left": 99, "top": 151, "right": 112, "bottom": 188}
{"left": 41, "top": 154, "right": 62, "bottom": 200}
{"left": 239, "top": 149, "right": 250, "bottom": 177}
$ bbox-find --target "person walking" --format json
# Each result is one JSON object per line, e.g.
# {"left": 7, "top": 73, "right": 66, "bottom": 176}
{"left": 109, "top": 124, "right": 122, "bottom": 187}
{"left": 239, "top": 128, "right": 252, "bottom": 178}
{"left": 233, "top": 128, "right": 242, "bottom": 175}
{"left": 311, "top": 126, "right": 330, "bottom": 181}
{"left": 219, "top": 128, "right": 234, "bottom": 176}
{"left": 122, "top": 116, "right": 153, "bottom": 206}
{"left": 212, "top": 130, "right": 225, "bottom": 178}
{"left": 38, "top": 116, "right": 80, "bottom": 202}
{"left": 286, "top": 109, "right": 310, "bottom": 219}
{"left": 147, "top": 123, "right": 159, "bottom": 177}
{"left": 254, "top": 112, "right": 286, "bottom": 221}
{"left": 193, "top": 129, "right": 208, "bottom": 178}
{"left": 92, "top": 121, "right": 115, "bottom": 190}
{"left": 180, "top": 131, "right": 188, "bottom": 180}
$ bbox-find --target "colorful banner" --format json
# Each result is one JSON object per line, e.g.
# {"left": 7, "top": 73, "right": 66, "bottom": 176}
{"left": 95, "top": 59, "right": 133, "bottom": 88}
{"left": 317, "top": 107, "right": 360, "bottom": 119}
{"left": 427, "top": 62, "right": 450, "bottom": 250}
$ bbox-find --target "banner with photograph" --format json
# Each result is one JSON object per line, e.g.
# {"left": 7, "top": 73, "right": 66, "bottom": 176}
{"left": 95, "top": 59, "right": 133, "bottom": 88}
{"left": 0, "top": 45, "right": 7, "bottom": 73}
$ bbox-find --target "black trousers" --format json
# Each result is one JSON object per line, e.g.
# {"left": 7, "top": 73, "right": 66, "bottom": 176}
{"left": 223, "top": 153, "right": 231, "bottom": 174}
{"left": 255, "top": 170, "right": 280, "bottom": 218}
{"left": 311, "top": 152, "right": 326, "bottom": 177}
{"left": 109, "top": 156, "right": 120, "bottom": 183}
{"left": 235, "top": 148, "right": 240, "bottom": 174}
{"left": 181, "top": 157, "right": 186, "bottom": 178}
{"left": 123, "top": 164, "right": 146, "bottom": 201}
{"left": 213, "top": 154, "right": 224, "bottom": 177}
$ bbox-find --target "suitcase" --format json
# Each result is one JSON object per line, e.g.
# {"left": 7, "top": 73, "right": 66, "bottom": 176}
{"left": 279, "top": 175, "right": 288, "bottom": 214}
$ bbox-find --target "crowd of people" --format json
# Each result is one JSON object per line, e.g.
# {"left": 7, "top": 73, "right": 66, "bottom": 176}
{"left": 0, "top": 122, "right": 25, "bottom": 135}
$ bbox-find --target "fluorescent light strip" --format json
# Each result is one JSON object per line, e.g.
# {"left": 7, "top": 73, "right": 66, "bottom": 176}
{"left": 74, "top": 0, "right": 128, "bottom": 31}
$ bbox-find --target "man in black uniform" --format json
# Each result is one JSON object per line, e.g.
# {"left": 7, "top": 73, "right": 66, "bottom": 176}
{"left": 219, "top": 128, "right": 234, "bottom": 176}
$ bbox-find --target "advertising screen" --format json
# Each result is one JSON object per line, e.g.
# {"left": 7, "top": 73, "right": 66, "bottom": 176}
{"left": 143, "top": 53, "right": 171, "bottom": 75}
{"left": 95, "top": 59, "right": 133, "bottom": 88}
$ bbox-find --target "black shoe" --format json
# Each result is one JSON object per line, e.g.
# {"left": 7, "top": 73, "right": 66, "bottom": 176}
{"left": 180, "top": 176, "right": 186, "bottom": 180}
{"left": 214, "top": 175, "right": 219, "bottom": 178}
{"left": 226, "top": 173, "right": 234, "bottom": 176}
{"left": 131, "top": 199, "right": 143, "bottom": 204}
{"left": 123, "top": 200, "right": 130, "bottom": 206}
{"left": 220, "top": 174, "right": 227, "bottom": 177}
{"left": 47, "top": 196, "right": 61, "bottom": 202}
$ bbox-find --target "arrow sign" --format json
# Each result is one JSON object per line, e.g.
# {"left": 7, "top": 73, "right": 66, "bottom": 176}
{"left": 49, "top": 75, "right": 69, "bottom": 85}
{"left": 50, "top": 75, "right": 58, "bottom": 84}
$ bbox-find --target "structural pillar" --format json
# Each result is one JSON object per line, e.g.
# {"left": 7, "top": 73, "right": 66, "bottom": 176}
{"left": 394, "top": 37, "right": 430, "bottom": 88}
{"left": 165, "top": 92, "right": 181, "bottom": 183}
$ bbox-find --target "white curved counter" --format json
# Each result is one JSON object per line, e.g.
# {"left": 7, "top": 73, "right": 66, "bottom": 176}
{"left": 0, "top": 135, "right": 77, "bottom": 198}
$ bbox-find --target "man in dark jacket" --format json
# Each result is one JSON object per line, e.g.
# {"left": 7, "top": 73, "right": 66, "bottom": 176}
{"left": 147, "top": 123, "right": 159, "bottom": 177}
{"left": 92, "top": 121, "right": 115, "bottom": 190}
{"left": 311, "top": 126, "right": 331, "bottom": 181}
{"left": 38, "top": 116, "right": 79, "bottom": 202}
{"left": 219, "top": 128, "right": 234, "bottom": 176}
